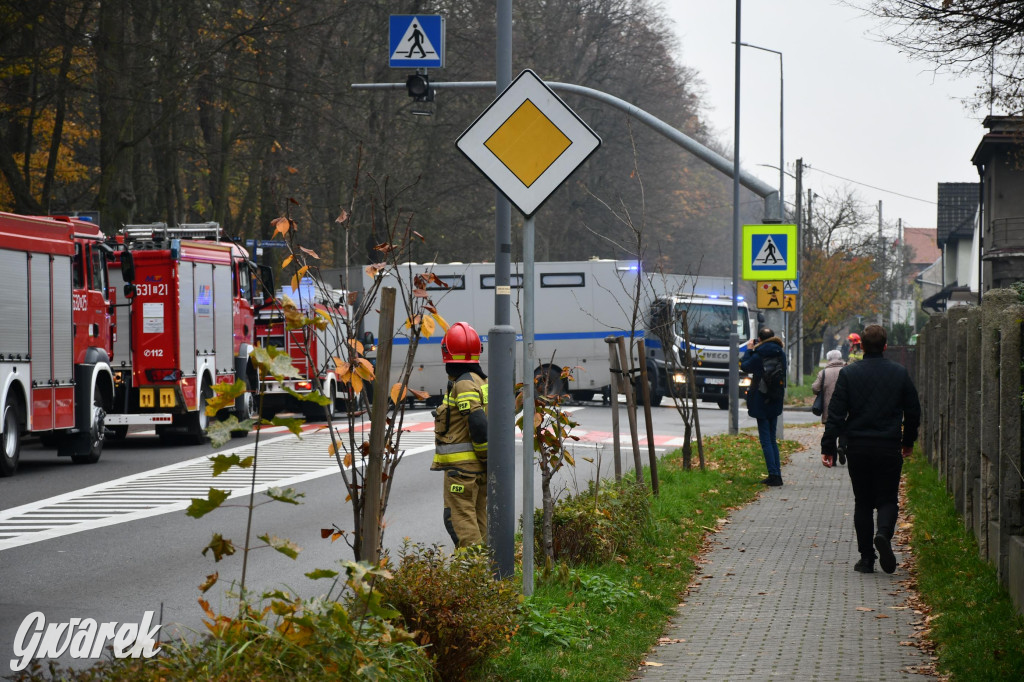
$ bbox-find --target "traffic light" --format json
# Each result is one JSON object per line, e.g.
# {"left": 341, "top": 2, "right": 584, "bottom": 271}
{"left": 406, "top": 73, "right": 434, "bottom": 102}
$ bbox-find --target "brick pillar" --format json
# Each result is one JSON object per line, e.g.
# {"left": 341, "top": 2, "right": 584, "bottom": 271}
{"left": 918, "top": 317, "right": 931, "bottom": 459}
{"left": 948, "top": 307, "right": 970, "bottom": 508}
{"left": 982, "top": 290, "right": 1018, "bottom": 562}
{"left": 933, "top": 315, "right": 948, "bottom": 475}
{"left": 998, "top": 302, "right": 1024, "bottom": 586}
{"left": 964, "top": 306, "right": 982, "bottom": 534}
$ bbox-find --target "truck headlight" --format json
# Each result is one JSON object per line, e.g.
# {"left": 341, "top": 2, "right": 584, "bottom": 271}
{"left": 739, "top": 376, "right": 752, "bottom": 387}
{"left": 672, "top": 372, "right": 687, "bottom": 384}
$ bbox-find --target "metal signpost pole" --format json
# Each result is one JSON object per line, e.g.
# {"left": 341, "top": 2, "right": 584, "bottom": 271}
{"left": 489, "top": 0, "right": 516, "bottom": 579}
{"left": 729, "top": 0, "right": 742, "bottom": 435}
{"left": 522, "top": 215, "right": 536, "bottom": 596}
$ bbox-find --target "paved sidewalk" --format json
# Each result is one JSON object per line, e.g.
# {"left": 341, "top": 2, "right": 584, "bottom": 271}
{"left": 639, "top": 424, "right": 934, "bottom": 681}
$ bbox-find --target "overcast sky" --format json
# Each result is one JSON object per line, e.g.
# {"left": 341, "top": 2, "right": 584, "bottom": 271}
{"left": 664, "top": 0, "right": 986, "bottom": 231}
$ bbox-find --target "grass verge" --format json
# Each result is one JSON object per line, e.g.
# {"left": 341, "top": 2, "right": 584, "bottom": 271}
{"left": 477, "top": 432, "right": 797, "bottom": 681}
{"left": 903, "top": 454, "right": 1024, "bottom": 679}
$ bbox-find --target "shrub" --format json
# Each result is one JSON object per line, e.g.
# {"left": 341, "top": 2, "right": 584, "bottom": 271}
{"left": 9, "top": 562, "right": 431, "bottom": 682}
{"left": 533, "top": 479, "right": 651, "bottom": 565}
{"left": 377, "top": 541, "right": 522, "bottom": 681}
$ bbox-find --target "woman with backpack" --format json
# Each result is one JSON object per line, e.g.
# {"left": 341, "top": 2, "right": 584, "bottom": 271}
{"left": 813, "top": 350, "right": 847, "bottom": 466}
{"left": 741, "top": 327, "right": 787, "bottom": 486}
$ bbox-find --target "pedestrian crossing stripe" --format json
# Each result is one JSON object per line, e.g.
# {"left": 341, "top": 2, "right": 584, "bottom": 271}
{"left": 389, "top": 15, "right": 445, "bottom": 68}
{"left": 0, "top": 419, "right": 437, "bottom": 552}
{"left": 742, "top": 223, "right": 798, "bottom": 280}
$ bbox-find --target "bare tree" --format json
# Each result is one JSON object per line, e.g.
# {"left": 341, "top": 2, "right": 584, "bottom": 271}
{"left": 852, "top": 0, "right": 1024, "bottom": 114}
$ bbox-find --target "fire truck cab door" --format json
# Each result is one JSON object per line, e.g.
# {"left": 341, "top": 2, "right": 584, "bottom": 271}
{"left": 72, "top": 241, "right": 113, "bottom": 364}
{"left": 232, "top": 259, "right": 255, "bottom": 354}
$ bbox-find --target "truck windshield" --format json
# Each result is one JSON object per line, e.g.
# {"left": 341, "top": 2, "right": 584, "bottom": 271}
{"left": 674, "top": 302, "right": 749, "bottom": 346}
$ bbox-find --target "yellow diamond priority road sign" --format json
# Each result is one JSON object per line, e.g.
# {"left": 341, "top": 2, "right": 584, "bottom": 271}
{"left": 457, "top": 69, "right": 601, "bottom": 218}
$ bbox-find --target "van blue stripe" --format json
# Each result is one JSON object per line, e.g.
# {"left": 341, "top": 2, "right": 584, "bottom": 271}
{"left": 388, "top": 330, "right": 640, "bottom": 346}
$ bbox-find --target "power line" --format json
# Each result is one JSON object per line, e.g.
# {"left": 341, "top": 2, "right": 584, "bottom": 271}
{"left": 804, "top": 165, "right": 936, "bottom": 205}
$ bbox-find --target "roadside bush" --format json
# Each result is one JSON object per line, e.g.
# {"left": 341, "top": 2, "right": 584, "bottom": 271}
{"left": 533, "top": 479, "right": 651, "bottom": 565}
{"left": 9, "top": 562, "right": 431, "bottom": 682}
{"left": 377, "top": 541, "right": 522, "bottom": 681}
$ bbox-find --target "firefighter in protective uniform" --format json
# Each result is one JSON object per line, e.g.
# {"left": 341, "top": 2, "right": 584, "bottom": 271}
{"left": 432, "top": 322, "right": 489, "bottom": 548}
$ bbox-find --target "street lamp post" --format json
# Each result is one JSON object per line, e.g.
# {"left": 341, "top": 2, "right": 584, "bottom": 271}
{"left": 741, "top": 41, "right": 789, "bottom": 387}
{"left": 739, "top": 42, "right": 784, "bottom": 218}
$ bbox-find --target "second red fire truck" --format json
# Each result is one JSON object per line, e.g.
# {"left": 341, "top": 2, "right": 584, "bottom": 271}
{"left": 112, "top": 223, "right": 266, "bottom": 442}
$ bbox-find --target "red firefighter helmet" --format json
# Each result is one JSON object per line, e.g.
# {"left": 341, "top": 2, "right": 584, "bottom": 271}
{"left": 848, "top": 332, "right": 861, "bottom": 344}
{"left": 441, "top": 322, "right": 482, "bottom": 363}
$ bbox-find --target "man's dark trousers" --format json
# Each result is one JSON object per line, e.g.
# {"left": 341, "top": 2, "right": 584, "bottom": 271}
{"left": 846, "top": 442, "right": 903, "bottom": 559}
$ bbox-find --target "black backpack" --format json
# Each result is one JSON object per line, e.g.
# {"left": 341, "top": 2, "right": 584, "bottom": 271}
{"left": 758, "top": 355, "right": 786, "bottom": 402}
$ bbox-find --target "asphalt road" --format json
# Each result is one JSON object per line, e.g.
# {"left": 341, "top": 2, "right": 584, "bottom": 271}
{"left": 0, "top": 401, "right": 819, "bottom": 673}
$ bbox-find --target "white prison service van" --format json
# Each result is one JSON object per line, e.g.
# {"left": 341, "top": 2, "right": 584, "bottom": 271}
{"left": 353, "top": 259, "right": 660, "bottom": 406}
{"left": 644, "top": 292, "right": 757, "bottom": 410}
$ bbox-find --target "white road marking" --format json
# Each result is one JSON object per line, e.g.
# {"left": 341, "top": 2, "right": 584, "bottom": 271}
{"left": 2, "top": 407, "right": 681, "bottom": 552}
{"left": 0, "top": 423, "right": 435, "bottom": 552}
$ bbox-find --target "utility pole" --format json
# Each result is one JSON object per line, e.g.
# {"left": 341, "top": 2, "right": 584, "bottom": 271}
{"left": 807, "top": 188, "right": 814, "bottom": 366}
{"left": 794, "top": 158, "right": 803, "bottom": 384}
{"left": 878, "top": 200, "right": 885, "bottom": 326}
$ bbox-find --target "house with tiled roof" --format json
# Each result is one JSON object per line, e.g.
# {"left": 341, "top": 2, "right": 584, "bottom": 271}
{"left": 920, "top": 182, "right": 978, "bottom": 312}
{"left": 902, "top": 227, "right": 940, "bottom": 270}
{"left": 972, "top": 115, "right": 1024, "bottom": 290}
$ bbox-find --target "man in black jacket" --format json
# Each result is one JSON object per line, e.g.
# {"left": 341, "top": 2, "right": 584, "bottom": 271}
{"left": 821, "top": 324, "right": 920, "bottom": 574}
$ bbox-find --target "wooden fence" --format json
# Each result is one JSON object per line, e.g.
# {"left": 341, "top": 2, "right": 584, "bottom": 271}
{"left": 916, "top": 288, "right": 1024, "bottom": 614}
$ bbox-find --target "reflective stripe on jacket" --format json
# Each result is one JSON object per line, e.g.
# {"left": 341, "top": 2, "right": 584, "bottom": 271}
{"left": 432, "top": 372, "right": 488, "bottom": 472}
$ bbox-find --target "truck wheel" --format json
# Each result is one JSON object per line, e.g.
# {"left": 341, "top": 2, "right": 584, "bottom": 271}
{"left": 71, "top": 396, "right": 106, "bottom": 465}
{"left": 231, "top": 391, "right": 256, "bottom": 438}
{"left": 186, "top": 378, "right": 213, "bottom": 444}
{"left": 634, "top": 375, "right": 663, "bottom": 407}
{"left": 330, "top": 382, "right": 344, "bottom": 418}
{"left": 1, "top": 404, "right": 21, "bottom": 477}
{"left": 534, "top": 365, "right": 565, "bottom": 398}
{"left": 108, "top": 425, "right": 130, "bottom": 440}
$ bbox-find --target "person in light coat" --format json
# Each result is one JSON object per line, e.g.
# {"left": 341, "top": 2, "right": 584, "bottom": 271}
{"left": 813, "top": 350, "right": 847, "bottom": 465}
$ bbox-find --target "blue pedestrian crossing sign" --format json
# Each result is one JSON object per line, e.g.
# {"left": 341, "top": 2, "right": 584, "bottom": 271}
{"left": 742, "top": 224, "right": 798, "bottom": 280}
{"left": 389, "top": 15, "right": 445, "bottom": 68}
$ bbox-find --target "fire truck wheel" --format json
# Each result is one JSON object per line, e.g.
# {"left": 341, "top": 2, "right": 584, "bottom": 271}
{"left": 230, "top": 392, "right": 256, "bottom": 438}
{"left": 1, "top": 404, "right": 21, "bottom": 477}
{"left": 329, "top": 382, "right": 343, "bottom": 418}
{"left": 186, "top": 379, "right": 213, "bottom": 444}
{"left": 71, "top": 397, "right": 106, "bottom": 465}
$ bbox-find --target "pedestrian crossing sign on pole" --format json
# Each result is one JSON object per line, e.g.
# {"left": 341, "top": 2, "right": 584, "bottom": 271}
{"left": 742, "top": 223, "right": 797, "bottom": 280}
{"left": 389, "top": 15, "right": 445, "bottom": 68}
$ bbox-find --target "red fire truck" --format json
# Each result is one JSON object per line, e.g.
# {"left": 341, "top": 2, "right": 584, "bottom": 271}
{"left": 253, "top": 280, "right": 358, "bottom": 419}
{"left": 113, "top": 223, "right": 264, "bottom": 442}
{"left": 0, "top": 212, "right": 118, "bottom": 476}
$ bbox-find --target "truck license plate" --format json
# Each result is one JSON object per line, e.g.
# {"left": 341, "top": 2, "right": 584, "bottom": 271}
{"left": 704, "top": 377, "right": 725, "bottom": 385}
